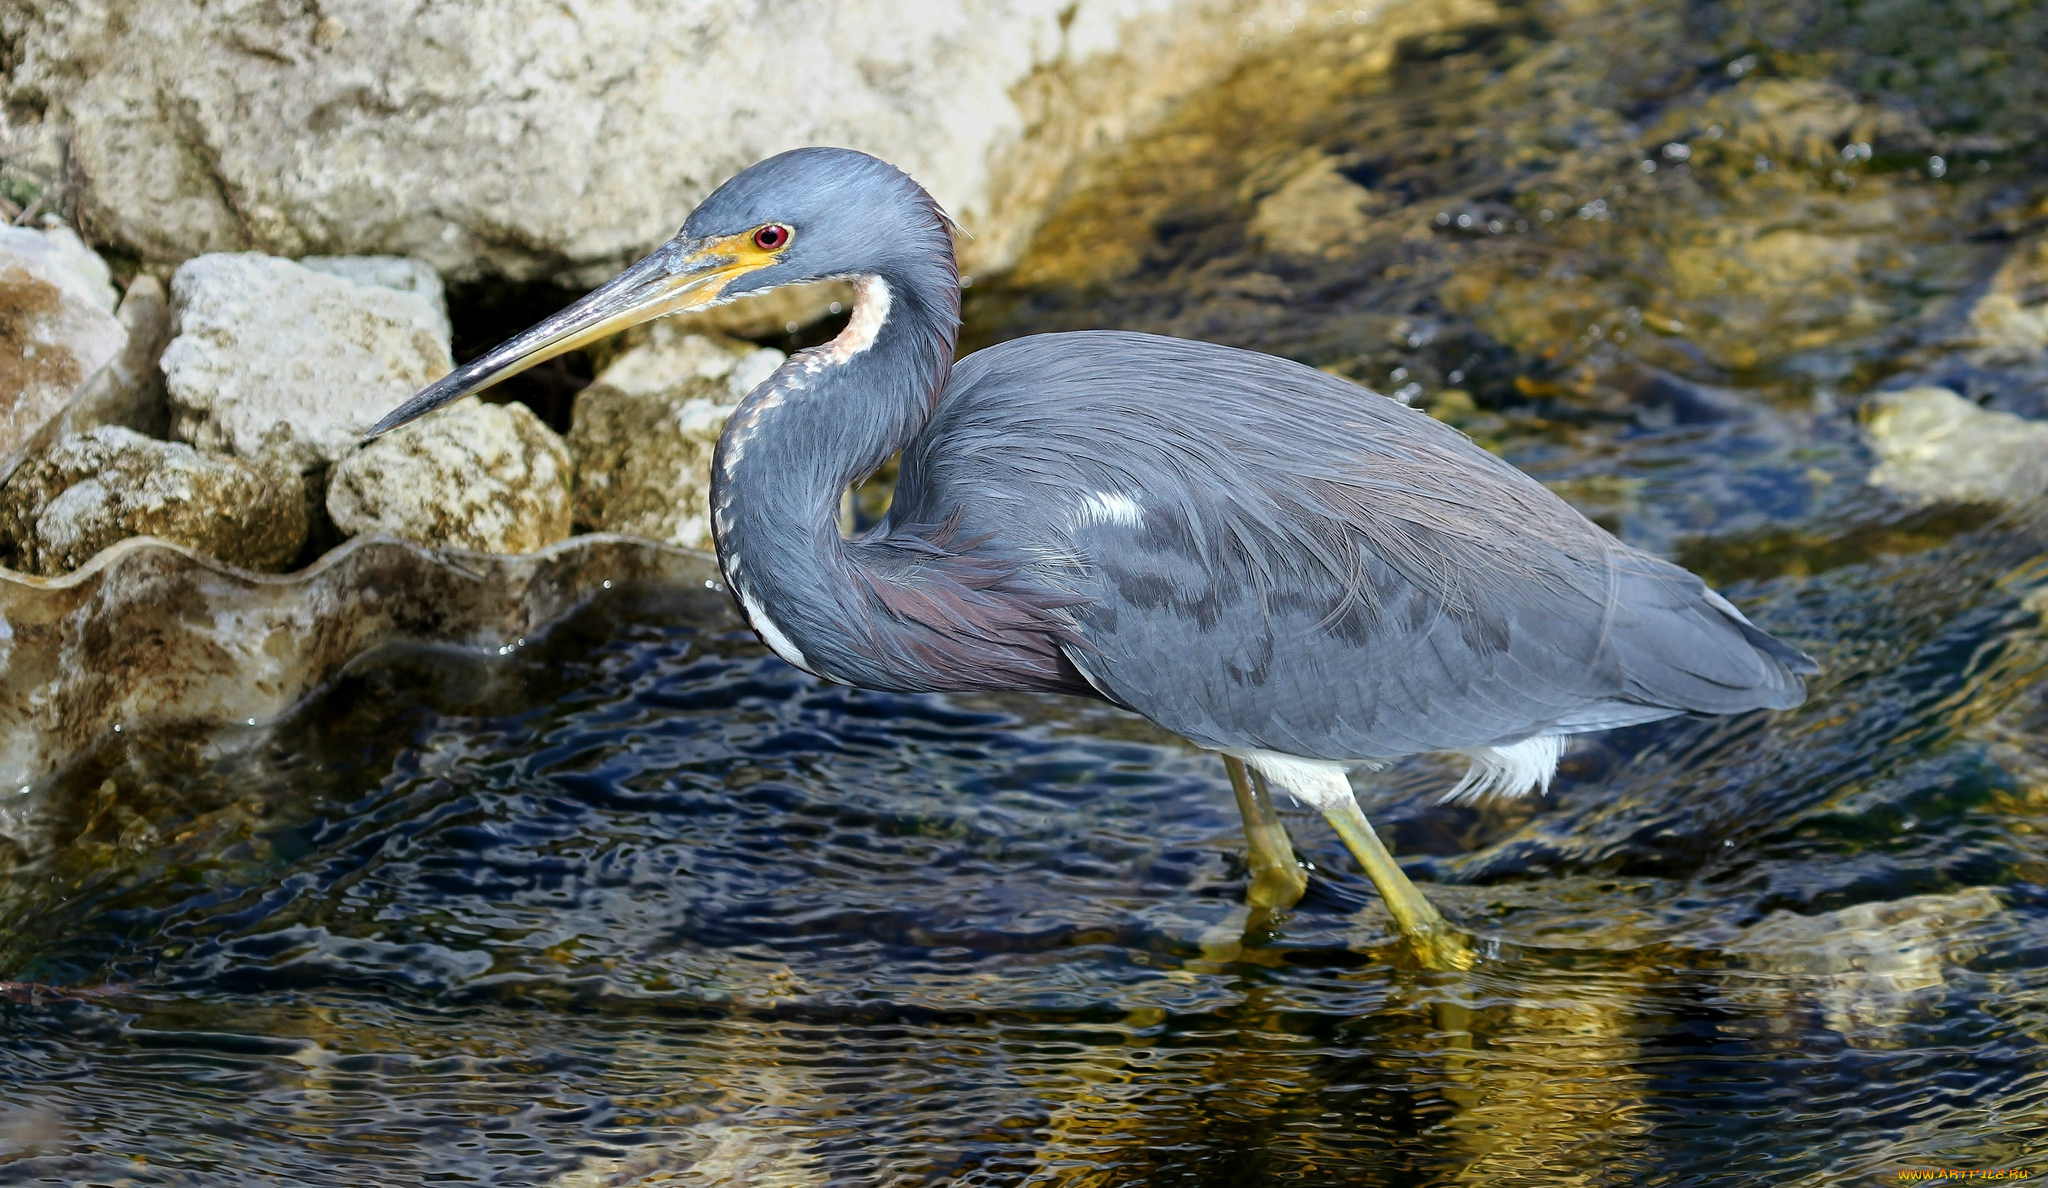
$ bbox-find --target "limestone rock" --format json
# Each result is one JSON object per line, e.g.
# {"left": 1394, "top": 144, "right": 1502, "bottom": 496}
{"left": 328, "top": 397, "right": 572, "bottom": 554}
{"left": 0, "top": 425, "right": 307, "bottom": 574}
{"left": 64, "top": 274, "right": 175, "bottom": 440}
{"left": 161, "top": 253, "right": 453, "bottom": 486}
{"left": 0, "top": 224, "right": 127, "bottom": 479}
{"left": 569, "top": 328, "right": 783, "bottom": 550}
{"left": 1863, "top": 386, "right": 2048, "bottom": 506}
{"left": 3, "top": 0, "right": 1339, "bottom": 283}
{"left": 298, "top": 255, "right": 452, "bottom": 341}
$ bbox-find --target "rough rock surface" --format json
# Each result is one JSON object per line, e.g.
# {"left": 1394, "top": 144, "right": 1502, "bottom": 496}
{"left": 161, "top": 253, "right": 452, "bottom": 487}
{"left": 568, "top": 328, "right": 783, "bottom": 550}
{"left": 0, "top": 425, "right": 307, "bottom": 575}
{"left": 59, "top": 274, "right": 174, "bottom": 440}
{"left": 299, "top": 255, "right": 452, "bottom": 341}
{"left": 3, "top": 0, "right": 1348, "bottom": 283}
{"left": 328, "top": 397, "right": 572, "bottom": 554}
{"left": 1863, "top": 387, "right": 2048, "bottom": 506}
{"left": 0, "top": 225, "right": 126, "bottom": 478}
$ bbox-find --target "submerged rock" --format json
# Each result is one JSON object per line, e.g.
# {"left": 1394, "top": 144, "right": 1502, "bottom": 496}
{"left": 161, "top": 254, "right": 452, "bottom": 494}
{"left": 0, "top": 425, "right": 307, "bottom": 575}
{"left": 1969, "top": 235, "right": 2048, "bottom": 354}
{"left": 1248, "top": 156, "right": 1377, "bottom": 257}
{"left": 1863, "top": 386, "right": 2048, "bottom": 506}
{"left": 328, "top": 397, "right": 571, "bottom": 554}
{"left": 568, "top": 328, "right": 783, "bottom": 550}
{"left": 1722, "top": 887, "right": 2006, "bottom": 1044}
{"left": 0, "top": 225, "right": 127, "bottom": 479}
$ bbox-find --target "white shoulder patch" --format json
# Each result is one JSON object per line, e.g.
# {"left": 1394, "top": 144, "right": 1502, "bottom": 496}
{"left": 1076, "top": 491, "right": 1144, "bottom": 529}
{"left": 810, "top": 275, "right": 892, "bottom": 367}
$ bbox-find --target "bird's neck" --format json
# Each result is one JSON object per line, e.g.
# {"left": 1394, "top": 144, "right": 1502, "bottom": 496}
{"left": 709, "top": 271, "right": 959, "bottom": 683}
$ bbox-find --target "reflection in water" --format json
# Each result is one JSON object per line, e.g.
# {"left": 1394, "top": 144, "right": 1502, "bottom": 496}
{"left": 8, "top": 0, "right": 2048, "bottom": 1180}
{"left": 0, "top": 559, "right": 2044, "bottom": 1182}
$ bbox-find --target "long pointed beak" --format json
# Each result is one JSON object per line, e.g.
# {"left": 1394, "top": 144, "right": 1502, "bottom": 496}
{"left": 366, "top": 235, "right": 753, "bottom": 438}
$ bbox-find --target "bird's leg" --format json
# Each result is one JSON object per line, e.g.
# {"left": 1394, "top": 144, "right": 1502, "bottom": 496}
{"left": 1223, "top": 756, "right": 1308, "bottom": 911}
{"left": 1317, "top": 794, "right": 1473, "bottom": 971}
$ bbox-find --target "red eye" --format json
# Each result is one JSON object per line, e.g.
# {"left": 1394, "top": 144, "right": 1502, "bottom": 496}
{"left": 752, "top": 224, "right": 790, "bottom": 251}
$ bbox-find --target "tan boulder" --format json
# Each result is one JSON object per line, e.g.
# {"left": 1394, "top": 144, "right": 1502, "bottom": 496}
{"left": 0, "top": 425, "right": 307, "bottom": 574}
{"left": 327, "top": 397, "right": 572, "bottom": 554}
{"left": 1863, "top": 387, "right": 2048, "bottom": 506}
{"left": 568, "top": 328, "right": 783, "bottom": 550}
{"left": 161, "top": 253, "right": 453, "bottom": 491}
{"left": 5, "top": 0, "right": 1362, "bottom": 293}
{"left": 0, "top": 225, "right": 127, "bottom": 480}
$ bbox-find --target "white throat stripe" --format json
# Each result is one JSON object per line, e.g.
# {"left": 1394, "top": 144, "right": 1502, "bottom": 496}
{"left": 818, "top": 275, "right": 892, "bottom": 365}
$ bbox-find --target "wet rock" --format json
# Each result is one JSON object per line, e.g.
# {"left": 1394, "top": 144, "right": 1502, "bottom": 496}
{"left": 568, "top": 328, "right": 783, "bottom": 550}
{"left": 1722, "top": 888, "right": 2005, "bottom": 1044}
{"left": 0, "top": 225, "right": 127, "bottom": 479}
{"left": 327, "top": 397, "right": 571, "bottom": 554}
{"left": 0, "top": 533, "right": 714, "bottom": 799}
{"left": 1248, "top": 157, "right": 1376, "bottom": 257}
{"left": 1689, "top": 78, "right": 1906, "bottom": 168}
{"left": 1967, "top": 234, "right": 2048, "bottom": 357}
{"left": 0, "top": 425, "right": 306, "bottom": 575}
{"left": 6, "top": 0, "right": 1356, "bottom": 283}
{"left": 161, "top": 253, "right": 452, "bottom": 495}
{"left": 1863, "top": 387, "right": 2048, "bottom": 505}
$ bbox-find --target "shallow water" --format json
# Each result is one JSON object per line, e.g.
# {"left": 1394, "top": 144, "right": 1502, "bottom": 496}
{"left": 9, "top": 0, "right": 2048, "bottom": 1182}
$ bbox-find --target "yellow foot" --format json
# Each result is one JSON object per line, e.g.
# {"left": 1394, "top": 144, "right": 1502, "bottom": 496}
{"left": 1223, "top": 756, "right": 1309, "bottom": 911}
{"left": 1320, "top": 794, "right": 1474, "bottom": 972}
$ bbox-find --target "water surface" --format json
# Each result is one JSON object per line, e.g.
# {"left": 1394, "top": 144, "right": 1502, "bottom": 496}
{"left": 7, "top": 0, "right": 2048, "bottom": 1182}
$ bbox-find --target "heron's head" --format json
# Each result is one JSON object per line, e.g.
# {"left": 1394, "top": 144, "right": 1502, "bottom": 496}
{"left": 368, "top": 147, "right": 955, "bottom": 437}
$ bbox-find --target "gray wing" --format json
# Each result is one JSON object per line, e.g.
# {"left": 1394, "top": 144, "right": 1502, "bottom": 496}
{"left": 893, "top": 331, "right": 1813, "bottom": 761}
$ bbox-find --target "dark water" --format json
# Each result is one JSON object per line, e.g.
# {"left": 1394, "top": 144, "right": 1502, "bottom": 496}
{"left": 9, "top": 0, "right": 2048, "bottom": 1182}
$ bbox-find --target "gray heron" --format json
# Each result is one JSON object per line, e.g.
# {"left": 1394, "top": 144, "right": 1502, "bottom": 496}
{"left": 371, "top": 147, "right": 1815, "bottom": 969}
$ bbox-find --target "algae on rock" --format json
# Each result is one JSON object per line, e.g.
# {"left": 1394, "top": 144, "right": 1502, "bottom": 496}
{"left": 328, "top": 397, "right": 572, "bottom": 555}
{"left": 0, "top": 425, "right": 308, "bottom": 575}
{"left": 568, "top": 327, "right": 783, "bottom": 550}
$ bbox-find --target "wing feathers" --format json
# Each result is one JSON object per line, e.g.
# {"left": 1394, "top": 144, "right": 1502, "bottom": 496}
{"left": 897, "top": 331, "right": 1815, "bottom": 759}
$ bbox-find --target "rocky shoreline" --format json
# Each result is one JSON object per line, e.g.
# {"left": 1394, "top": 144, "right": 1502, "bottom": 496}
{"left": 0, "top": 0, "right": 2044, "bottom": 797}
